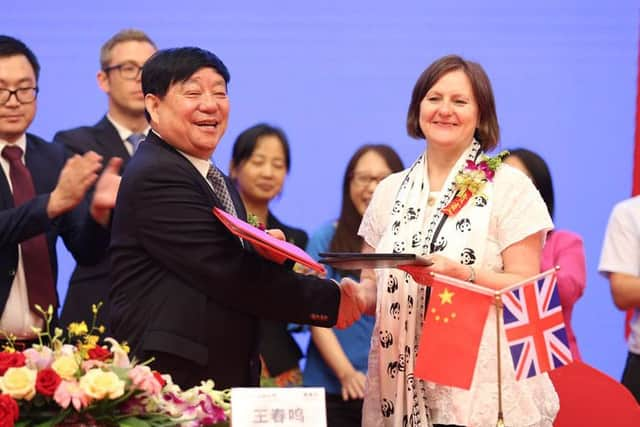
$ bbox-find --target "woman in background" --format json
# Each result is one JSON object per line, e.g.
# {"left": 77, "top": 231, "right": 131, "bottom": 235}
{"left": 304, "top": 144, "right": 404, "bottom": 426}
{"left": 230, "top": 123, "right": 307, "bottom": 386}
{"left": 505, "top": 148, "right": 586, "bottom": 360}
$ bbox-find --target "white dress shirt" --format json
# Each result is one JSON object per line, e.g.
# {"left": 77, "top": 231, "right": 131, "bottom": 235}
{"left": 0, "top": 135, "right": 45, "bottom": 338}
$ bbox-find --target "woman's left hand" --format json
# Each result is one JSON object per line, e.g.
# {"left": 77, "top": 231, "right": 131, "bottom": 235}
{"left": 425, "top": 254, "right": 468, "bottom": 279}
{"left": 399, "top": 254, "right": 468, "bottom": 285}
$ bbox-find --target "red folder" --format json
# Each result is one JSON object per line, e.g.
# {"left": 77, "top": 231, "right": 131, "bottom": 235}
{"left": 212, "top": 207, "right": 325, "bottom": 274}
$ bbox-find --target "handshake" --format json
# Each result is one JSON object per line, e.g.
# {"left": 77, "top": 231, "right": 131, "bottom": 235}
{"left": 336, "top": 277, "right": 372, "bottom": 329}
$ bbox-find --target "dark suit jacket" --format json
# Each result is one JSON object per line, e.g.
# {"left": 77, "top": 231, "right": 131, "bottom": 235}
{"left": 0, "top": 133, "right": 109, "bottom": 316}
{"left": 53, "top": 116, "right": 130, "bottom": 328}
{"left": 109, "top": 132, "right": 340, "bottom": 389}
{"left": 259, "top": 213, "right": 308, "bottom": 376}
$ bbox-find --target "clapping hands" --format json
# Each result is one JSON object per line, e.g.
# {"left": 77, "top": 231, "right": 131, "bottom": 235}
{"left": 90, "top": 157, "right": 123, "bottom": 226}
{"left": 46, "top": 152, "right": 123, "bottom": 226}
{"left": 47, "top": 151, "right": 103, "bottom": 218}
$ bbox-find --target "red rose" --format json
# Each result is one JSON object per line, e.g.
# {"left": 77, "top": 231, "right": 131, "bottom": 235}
{"left": 87, "top": 346, "right": 111, "bottom": 361}
{"left": 152, "top": 371, "right": 166, "bottom": 388}
{"left": 0, "top": 394, "right": 19, "bottom": 427}
{"left": 0, "top": 352, "right": 25, "bottom": 375}
{"left": 35, "top": 368, "right": 61, "bottom": 396}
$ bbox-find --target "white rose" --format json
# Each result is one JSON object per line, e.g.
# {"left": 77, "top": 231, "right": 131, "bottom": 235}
{"left": 79, "top": 368, "right": 125, "bottom": 400}
{"left": 0, "top": 366, "right": 37, "bottom": 400}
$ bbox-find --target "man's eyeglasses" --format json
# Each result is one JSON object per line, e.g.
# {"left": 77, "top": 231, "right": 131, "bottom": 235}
{"left": 104, "top": 62, "right": 143, "bottom": 80}
{"left": 351, "top": 172, "right": 389, "bottom": 187}
{"left": 0, "top": 87, "right": 39, "bottom": 105}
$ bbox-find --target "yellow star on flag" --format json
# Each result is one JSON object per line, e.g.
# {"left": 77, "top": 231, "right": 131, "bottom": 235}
{"left": 439, "top": 287, "right": 455, "bottom": 304}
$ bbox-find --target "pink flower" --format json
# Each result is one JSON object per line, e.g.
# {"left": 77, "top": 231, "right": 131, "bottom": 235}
{"left": 53, "top": 380, "right": 89, "bottom": 411}
{"left": 128, "top": 365, "right": 162, "bottom": 395}
{"left": 465, "top": 159, "right": 495, "bottom": 180}
{"left": 197, "top": 392, "right": 227, "bottom": 422}
{"left": 81, "top": 359, "right": 105, "bottom": 372}
{"left": 23, "top": 347, "right": 53, "bottom": 370}
{"left": 59, "top": 344, "right": 77, "bottom": 357}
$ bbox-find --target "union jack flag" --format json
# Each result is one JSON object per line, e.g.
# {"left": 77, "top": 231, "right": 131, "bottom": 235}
{"left": 502, "top": 271, "right": 573, "bottom": 380}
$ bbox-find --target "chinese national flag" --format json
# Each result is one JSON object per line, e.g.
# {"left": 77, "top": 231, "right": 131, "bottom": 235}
{"left": 414, "top": 276, "right": 493, "bottom": 389}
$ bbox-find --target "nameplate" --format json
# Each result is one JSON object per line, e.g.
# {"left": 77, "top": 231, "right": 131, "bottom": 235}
{"left": 231, "top": 387, "right": 326, "bottom": 426}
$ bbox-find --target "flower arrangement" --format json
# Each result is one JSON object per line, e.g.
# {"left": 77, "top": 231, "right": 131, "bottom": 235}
{"left": 442, "top": 150, "right": 509, "bottom": 216}
{"left": 0, "top": 304, "right": 230, "bottom": 427}
{"left": 246, "top": 213, "right": 265, "bottom": 231}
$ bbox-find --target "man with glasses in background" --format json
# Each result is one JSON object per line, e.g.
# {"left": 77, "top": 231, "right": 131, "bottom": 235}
{"left": 54, "top": 29, "right": 156, "bottom": 330}
{"left": 0, "top": 35, "right": 120, "bottom": 346}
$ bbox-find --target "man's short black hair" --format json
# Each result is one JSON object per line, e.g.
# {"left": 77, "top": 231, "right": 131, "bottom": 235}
{"left": 142, "top": 47, "right": 230, "bottom": 99}
{"left": 0, "top": 35, "right": 40, "bottom": 81}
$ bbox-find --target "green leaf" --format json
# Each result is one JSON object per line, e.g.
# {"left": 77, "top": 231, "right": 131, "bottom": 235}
{"left": 118, "top": 417, "right": 153, "bottom": 427}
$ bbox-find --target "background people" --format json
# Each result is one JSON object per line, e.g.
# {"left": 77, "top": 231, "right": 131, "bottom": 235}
{"left": 55, "top": 29, "right": 157, "bottom": 331}
{"left": 3, "top": 4, "right": 636, "bottom": 385}
{"left": 109, "top": 47, "right": 363, "bottom": 390}
{"left": 505, "top": 148, "right": 586, "bottom": 360}
{"left": 0, "top": 35, "right": 120, "bottom": 344}
{"left": 599, "top": 196, "right": 640, "bottom": 403}
{"left": 304, "top": 144, "right": 404, "bottom": 427}
{"left": 229, "top": 123, "right": 308, "bottom": 386}
{"left": 351, "top": 55, "right": 558, "bottom": 426}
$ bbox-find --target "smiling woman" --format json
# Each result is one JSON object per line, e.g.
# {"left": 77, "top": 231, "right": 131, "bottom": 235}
{"left": 355, "top": 54, "right": 558, "bottom": 427}
{"left": 229, "top": 123, "right": 309, "bottom": 387}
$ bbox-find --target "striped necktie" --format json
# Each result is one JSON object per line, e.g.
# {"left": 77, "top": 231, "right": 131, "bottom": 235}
{"left": 206, "top": 165, "right": 237, "bottom": 217}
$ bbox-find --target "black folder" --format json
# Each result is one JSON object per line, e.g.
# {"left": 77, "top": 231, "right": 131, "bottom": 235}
{"left": 318, "top": 252, "right": 433, "bottom": 270}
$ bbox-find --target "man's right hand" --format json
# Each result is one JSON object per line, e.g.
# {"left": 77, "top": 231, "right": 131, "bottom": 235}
{"left": 47, "top": 151, "right": 103, "bottom": 219}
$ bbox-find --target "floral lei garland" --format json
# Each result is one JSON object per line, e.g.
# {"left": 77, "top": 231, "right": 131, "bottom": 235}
{"left": 442, "top": 150, "right": 510, "bottom": 216}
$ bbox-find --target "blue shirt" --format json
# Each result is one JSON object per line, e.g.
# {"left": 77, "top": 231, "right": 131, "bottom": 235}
{"left": 302, "top": 220, "right": 375, "bottom": 394}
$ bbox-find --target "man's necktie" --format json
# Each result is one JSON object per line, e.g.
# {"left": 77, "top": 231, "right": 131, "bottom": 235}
{"left": 1, "top": 145, "right": 56, "bottom": 314}
{"left": 206, "top": 165, "right": 237, "bottom": 217}
{"left": 127, "top": 133, "right": 146, "bottom": 153}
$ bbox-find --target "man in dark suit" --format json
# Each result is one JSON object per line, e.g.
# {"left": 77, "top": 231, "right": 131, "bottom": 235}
{"left": 0, "top": 36, "right": 120, "bottom": 342}
{"left": 54, "top": 29, "right": 157, "bottom": 330}
{"left": 109, "top": 47, "right": 364, "bottom": 389}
